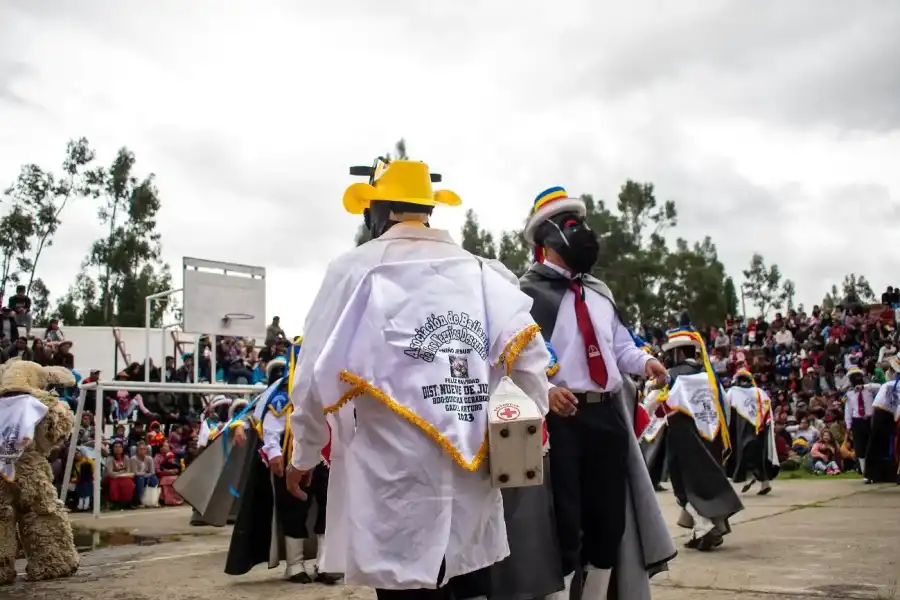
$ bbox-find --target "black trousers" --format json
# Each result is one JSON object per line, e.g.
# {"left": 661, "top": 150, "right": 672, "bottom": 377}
{"left": 310, "top": 462, "right": 329, "bottom": 535}
{"left": 273, "top": 470, "right": 312, "bottom": 539}
{"left": 547, "top": 396, "right": 629, "bottom": 575}
{"left": 375, "top": 561, "right": 491, "bottom": 600}
{"left": 852, "top": 418, "right": 872, "bottom": 460}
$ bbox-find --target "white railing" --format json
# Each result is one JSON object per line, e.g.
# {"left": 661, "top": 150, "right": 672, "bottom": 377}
{"left": 62, "top": 381, "right": 264, "bottom": 519}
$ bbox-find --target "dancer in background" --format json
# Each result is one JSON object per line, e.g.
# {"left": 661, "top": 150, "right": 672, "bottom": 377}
{"left": 225, "top": 353, "right": 335, "bottom": 584}
{"left": 843, "top": 366, "right": 880, "bottom": 483}
{"left": 864, "top": 356, "right": 900, "bottom": 484}
{"left": 725, "top": 369, "right": 779, "bottom": 495}
{"left": 520, "top": 186, "right": 675, "bottom": 600}
{"left": 641, "top": 378, "right": 669, "bottom": 493}
{"left": 646, "top": 323, "right": 743, "bottom": 551}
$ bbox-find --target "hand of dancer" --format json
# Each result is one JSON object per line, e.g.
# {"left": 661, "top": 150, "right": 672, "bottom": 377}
{"left": 549, "top": 386, "right": 578, "bottom": 417}
{"left": 286, "top": 465, "right": 310, "bottom": 501}
{"left": 232, "top": 426, "right": 247, "bottom": 447}
{"left": 269, "top": 455, "right": 285, "bottom": 478}
{"left": 645, "top": 358, "right": 668, "bottom": 384}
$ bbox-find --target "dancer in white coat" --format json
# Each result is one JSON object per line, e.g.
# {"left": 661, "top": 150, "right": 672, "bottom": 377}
{"left": 286, "top": 158, "right": 551, "bottom": 600}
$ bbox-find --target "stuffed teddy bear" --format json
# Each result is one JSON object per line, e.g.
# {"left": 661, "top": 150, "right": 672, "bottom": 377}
{"left": 0, "top": 358, "right": 80, "bottom": 585}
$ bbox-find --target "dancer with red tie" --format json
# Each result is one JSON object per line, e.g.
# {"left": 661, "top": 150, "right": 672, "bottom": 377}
{"left": 518, "top": 187, "right": 676, "bottom": 600}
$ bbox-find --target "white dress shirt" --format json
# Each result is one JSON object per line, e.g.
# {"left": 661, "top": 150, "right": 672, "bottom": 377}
{"left": 543, "top": 260, "right": 651, "bottom": 393}
{"left": 844, "top": 384, "right": 880, "bottom": 427}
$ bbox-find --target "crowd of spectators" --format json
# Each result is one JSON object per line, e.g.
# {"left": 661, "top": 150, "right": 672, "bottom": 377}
{"left": 47, "top": 315, "right": 296, "bottom": 512}
{"left": 638, "top": 289, "right": 900, "bottom": 477}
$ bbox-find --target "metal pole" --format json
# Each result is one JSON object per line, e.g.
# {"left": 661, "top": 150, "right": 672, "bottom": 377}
{"left": 145, "top": 298, "right": 152, "bottom": 382}
{"left": 210, "top": 336, "right": 217, "bottom": 384}
{"left": 193, "top": 334, "right": 200, "bottom": 384}
{"left": 59, "top": 391, "right": 87, "bottom": 502}
{"left": 93, "top": 382, "right": 104, "bottom": 519}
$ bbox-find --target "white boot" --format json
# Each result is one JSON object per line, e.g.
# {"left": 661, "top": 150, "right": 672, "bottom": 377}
{"left": 284, "top": 536, "right": 309, "bottom": 582}
{"left": 583, "top": 567, "right": 612, "bottom": 600}
{"left": 545, "top": 571, "right": 574, "bottom": 600}
{"left": 685, "top": 502, "right": 715, "bottom": 539}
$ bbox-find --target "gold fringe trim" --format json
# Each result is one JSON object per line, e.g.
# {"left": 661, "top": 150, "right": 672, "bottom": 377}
{"left": 335, "top": 371, "right": 489, "bottom": 472}
{"left": 495, "top": 324, "right": 541, "bottom": 376}
{"left": 281, "top": 404, "right": 295, "bottom": 462}
{"left": 546, "top": 362, "right": 560, "bottom": 377}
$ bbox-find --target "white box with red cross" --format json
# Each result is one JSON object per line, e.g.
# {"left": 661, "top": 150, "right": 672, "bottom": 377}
{"left": 487, "top": 376, "right": 544, "bottom": 489}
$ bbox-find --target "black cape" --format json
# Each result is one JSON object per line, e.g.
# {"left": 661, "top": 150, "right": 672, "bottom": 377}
{"left": 727, "top": 410, "right": 779, "bottom": 484}
{"left": 864, "top": 410, "right": 899, "bottom": 483}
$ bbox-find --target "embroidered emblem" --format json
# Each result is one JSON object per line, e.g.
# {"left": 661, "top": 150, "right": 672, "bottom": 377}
{"left": 587, "top": 344, "right": 601, "bottom": 358}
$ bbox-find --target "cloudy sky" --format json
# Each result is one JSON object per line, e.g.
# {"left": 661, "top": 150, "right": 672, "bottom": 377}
{"left": 1, "top": 0, "right": 899, "bottom": 335}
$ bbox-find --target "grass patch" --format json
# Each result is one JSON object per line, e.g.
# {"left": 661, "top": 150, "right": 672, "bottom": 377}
{"left": 779, "top": 469, "right": 862, "bottom": 480}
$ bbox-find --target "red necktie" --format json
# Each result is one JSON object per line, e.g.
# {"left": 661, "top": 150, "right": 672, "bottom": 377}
{"left": 569, "top": 280, "right": 609, "bottom": 389}
{"left": 857, "top": 388, "right": 865, "bottom": 420}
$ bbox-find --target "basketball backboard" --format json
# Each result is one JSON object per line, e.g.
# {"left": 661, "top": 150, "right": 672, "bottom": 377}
{"left": 182, "top": 257, "right": 266, "bottom": 338}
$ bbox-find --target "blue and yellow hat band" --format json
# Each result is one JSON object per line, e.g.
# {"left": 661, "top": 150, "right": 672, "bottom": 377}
{"left": 533, "top": 186, "right": 569, "bottom": 213}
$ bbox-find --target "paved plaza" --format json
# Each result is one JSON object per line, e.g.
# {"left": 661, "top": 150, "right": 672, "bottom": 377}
{"left": 8, "top": 478, "right": 900, "bottom": 600}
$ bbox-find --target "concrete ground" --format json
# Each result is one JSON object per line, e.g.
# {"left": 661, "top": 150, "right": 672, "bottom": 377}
{"left": 6, "top": 478, "right": 899, "bottom": 600}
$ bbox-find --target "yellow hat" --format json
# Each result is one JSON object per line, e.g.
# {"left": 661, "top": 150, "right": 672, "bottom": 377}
{"left": 342, "top": 160, "right": 461, "bottom": 215}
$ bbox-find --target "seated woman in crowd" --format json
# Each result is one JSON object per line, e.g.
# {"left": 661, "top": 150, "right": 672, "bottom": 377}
{"left": 154, "top": 445, "right": 183, "bottom": 506}
{"left": 130, "top": 441, "right": 159, "bottom": 507}
{"left": 104, "top": 441, "right": 135, "bottom": 507}
{"left": 809, "top": 430, "right": 841, "bottom": 475}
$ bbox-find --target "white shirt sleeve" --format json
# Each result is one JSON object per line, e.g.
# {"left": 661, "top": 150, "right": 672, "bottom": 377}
{"left": 261, "top": 411, "right": 286, "bottom": 460}
{"left": 197, "top": 421, "right": 211, "bottom": 448}
{"left": 612, "top": 317, "right": 652, "bottom": 377}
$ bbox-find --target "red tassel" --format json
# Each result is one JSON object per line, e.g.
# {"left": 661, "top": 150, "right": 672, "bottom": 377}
{"left": 534, "top": 246, "right": 544, "bottom": 263}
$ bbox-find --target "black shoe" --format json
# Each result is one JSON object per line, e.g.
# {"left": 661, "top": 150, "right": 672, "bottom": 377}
{"left": 684, "top": 537, "right": 700, "bottom": 549}
{"left": 697, "top": 532, "right": 721, "bottom": 552}
{"left": 757, "top": 484, "right": 772, "bottom": 496}
{"left": 653, "top": 484, "right": 667, "bottom": 492}
{"left": 288, "top": 572, "right": 312, "bottom": 584}
{"left": 741, "top": 480, "right": 755, "bottom": 494}
{"left": 314, "top": 572, "right": 342, "bottom": 585}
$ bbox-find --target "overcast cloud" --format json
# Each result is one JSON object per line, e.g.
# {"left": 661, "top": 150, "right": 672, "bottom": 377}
{"left": 1, "top": 0, "right": 898, "bottom": 334}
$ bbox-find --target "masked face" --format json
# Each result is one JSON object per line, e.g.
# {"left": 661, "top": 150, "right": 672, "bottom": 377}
{"left": 736, "top": 377, "right": 754, "bottom": 388}
{"left": 536, "top": 211, "right": 599, "bottom": 274}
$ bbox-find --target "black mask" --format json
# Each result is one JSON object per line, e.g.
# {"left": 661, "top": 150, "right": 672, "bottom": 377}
{"left": 736, "top": 378, "right": 754, "bottom": 389}
{"left": 535, "top": 212, "right": 599, "bottom": 274}
{"left": 849, "top": 373, "right": 864, "bottom": 387}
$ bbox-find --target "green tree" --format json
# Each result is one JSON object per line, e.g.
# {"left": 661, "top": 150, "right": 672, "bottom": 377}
{"left": 742, "top": 253, "right": 782, "bottom": 317}
{"left": 0, "top": 202, "right": 35, "bottom": 301}
{"left": 723, "top": 276, "right": 739, "bottom": 318}
{"left": 841, "top": 273, "right": 875, "bottom": 305}
{"left": 587, "top": 183, "right": 676, "bottom": 327}
{"left": 3, "top": 138, "right": 95, "bottom": 295}
{"left": 354, "top": 139, "right": 408, "bottom": 247}
{"left": 822, "top": 284, "right": 840, "bottom": 312}
{"left": 780, "top": 279, "right": 796, "bottom": 312}
{"left": 29, "top": 277, "right": 51, "bottom": 326}
{"left": 497, "top": 230, "right": 530, "bottom": 277}
{"left": 54, "top": 147, "right": 173, "bottom": 327}
{"left": 658, "top": 237, "right": 731, "bottom": 331}
{"left": 460, "top": 209, "right": 497, "bottom": 259}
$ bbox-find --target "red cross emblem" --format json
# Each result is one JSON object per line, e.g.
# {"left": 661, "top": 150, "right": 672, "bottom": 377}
{"left": 497, "top": 406, "right": 520, "bottom": 421}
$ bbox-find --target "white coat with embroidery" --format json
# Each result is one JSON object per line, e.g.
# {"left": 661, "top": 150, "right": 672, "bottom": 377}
{"left": 289, "top": 224, "right": 550, "bottom": 590}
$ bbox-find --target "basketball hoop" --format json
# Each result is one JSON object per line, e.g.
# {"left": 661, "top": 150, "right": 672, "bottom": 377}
{"left": 221, "top": 312, "right": 254, "bottom": 325}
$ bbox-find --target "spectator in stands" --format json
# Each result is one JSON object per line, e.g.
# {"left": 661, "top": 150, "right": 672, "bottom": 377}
{"left": 265, "top": 316, "right": 286, "bottom": 345}
{"left": 8, "top": 284, "right": 31, "bottom": 337}
{"left": 30, "top": 338, "right": 51, "bottom": 366}
{"left": 44, "top": 318, "right": 65, "bottom": 344}
{"left": 81, "top": 369, "right": 101, "bottom": 413}
{"left": 51, "top": 340, "right": 75, "bottom": 368}
{"left": 174, "top": 353, "right": 195, "bottom": 383}
{"left": 104, "top": 441, "right": 135, "bottom": 507}
{"left": 168, "top": 424, "right": 190, "bottom": 460}
{"left": 3, "top": 335, "right": 32, "bottom": 362}
{"left": 154, "top": 442, "right": 183, "bottom": 506}
{"left": 809, "top": 430, "right": 841, "bottom": 474}
{"left": 71, "top": 448, "right": 94, "bottom": 512}
{"left": 130, "top": 442, "right": 158, "bottom": 506}
{"left": 128, "top": 422, "right": 147, "bottom": 455}
{"left": 0, "top": 306, "right": 17, "bottom": 343}
{"left": 881, "top": 286, "right": 900, "bottom": 307}
{"left": 164, "top": 356, "right": 176, "bottom": 382}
